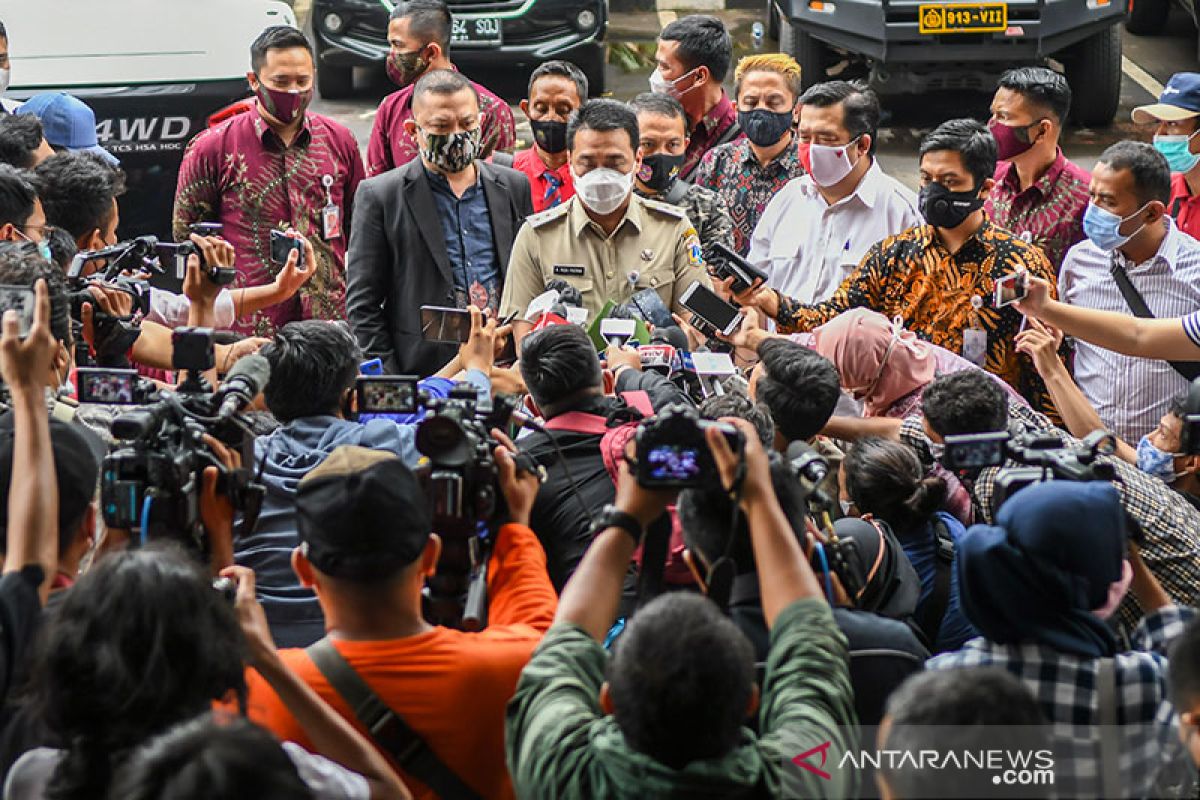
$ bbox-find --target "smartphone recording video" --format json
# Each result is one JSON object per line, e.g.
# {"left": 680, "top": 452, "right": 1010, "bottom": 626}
{"left": 994, "top": 270, "right": 1028, "bottom": 309}
{"left": 356, "top": 376, "right": 419, "bottom": 415}
{"left": 0, "top": 285, "right": 35, "bottom": 338}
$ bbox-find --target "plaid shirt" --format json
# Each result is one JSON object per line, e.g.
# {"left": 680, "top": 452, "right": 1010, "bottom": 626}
{"left": 899, "top": 402, "right": 1200, "bottom": 636}
{"left": 927, "top": 605, "right": 1195, "bottom": 798}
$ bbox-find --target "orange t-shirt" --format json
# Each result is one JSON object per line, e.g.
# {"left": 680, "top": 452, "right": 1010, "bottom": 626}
{"left": 246, "top": 523, "right": 557, "bottom": 800}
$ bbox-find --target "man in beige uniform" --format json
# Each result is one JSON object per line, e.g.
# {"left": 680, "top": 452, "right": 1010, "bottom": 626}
{"left": 500, "top": 99, "right": 711, "bottom": 342}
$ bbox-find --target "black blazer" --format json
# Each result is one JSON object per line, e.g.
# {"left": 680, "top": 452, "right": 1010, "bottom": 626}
{"left": 346, "top": 158, "right": 533, "bottom": 376}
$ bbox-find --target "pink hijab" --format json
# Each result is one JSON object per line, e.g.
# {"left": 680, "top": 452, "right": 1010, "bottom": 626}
{"left": 812, "top": 309, "right": 937, "bottom": 415}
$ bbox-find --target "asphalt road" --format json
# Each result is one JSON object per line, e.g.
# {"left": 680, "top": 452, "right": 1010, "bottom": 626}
{"left": 311, "top": 5, "right": 1200, "bottom": 189}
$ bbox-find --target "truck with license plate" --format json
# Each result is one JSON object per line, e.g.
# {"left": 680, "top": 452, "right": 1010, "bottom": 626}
{"left": 311, "top": 0, "right": 608, "bottom": 99}
{"left": 2, "top": 0, "right": 297, "bottom": 242}
{"left": 768, "top": 0, "right": 1127, "bottom": 127}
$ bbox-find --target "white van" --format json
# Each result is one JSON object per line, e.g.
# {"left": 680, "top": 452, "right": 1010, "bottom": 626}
{"left": 0, "top": 0, "right": 297, "bottom": 239}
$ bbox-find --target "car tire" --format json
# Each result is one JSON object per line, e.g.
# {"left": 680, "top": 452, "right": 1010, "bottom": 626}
{"left": 766, "top": 0, "right": 780, "bottom": 40}
{"left": 1064, "top": 25, "right": 1121, "bottom": 128}
{"left": 318, "top": 64, "right": 355, "bottom": 100}
{"left": 1125, "top": 0, "right": 1169, "bottom": 35}
{"left": 577, "top": 43, "right": 608, "bottom": 97}
{"left": 779, "top": 15, "right": 827, "bottom": 89}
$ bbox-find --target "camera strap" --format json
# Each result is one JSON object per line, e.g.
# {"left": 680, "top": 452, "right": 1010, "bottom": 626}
{"left": 912, "top": 516, "right": 954, "bottom": 648}
{"left": 305, "top": 638, "right": 483, "bottom": 800}
{"left": 1109, "top": 257, "right": 1200, "bottom": 381}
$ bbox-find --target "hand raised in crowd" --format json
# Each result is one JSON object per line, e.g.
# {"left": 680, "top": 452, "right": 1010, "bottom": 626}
{"left": 1012, "top": 275, "right": 1053, "bottom": 318}
{"left": 722, "top": 276, "right": 780, "bottom": 320}
{"left": 217, "top": 336, "right": 271, "bottom": 373}
{"left": 604, "top": 341, "right": 642, "bottom": 374}
{"left": 671, "top": 312, "right": 707, "bottom": 351}
{"left": 220, "top": 564, "right": 278, "bottom": 669}
{"left": 86, "top": 281, "right": 135, "bottom": 318}
{"left": 614, "top": 441, "right": 677, "bottom": 529}
{"left": 272, "top": 230, "right": 315, "bottom": 300}
{"left": 199, "top": 433, "right": 242, "bottom": 574}
{"left": 706, "top": 417, "right": 773, "bottom": 509}
{"left": 0, "top": 279, "right": 57, "bottom": 393}
{"left": 458, "top": 305, "right": 497, "bottom": 375}
{"left": 492, "top": 429, "right": 540, "bottom": 528}
{"left": 183, "top": 233, "right": 236, "bottom": 310}
{"left": 721, "top": 306, "right": 771, "bottom": 352}
{"left": 1015, "top": 317, "right": 1065, "bottom": 378}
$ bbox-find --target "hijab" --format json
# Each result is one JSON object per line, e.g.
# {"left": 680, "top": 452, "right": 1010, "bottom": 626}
{"left": 812, "top": 309, "right": 937, "bottom": 415}
{"left": 957, "top": 482, "right": 1124, "bottom": 658}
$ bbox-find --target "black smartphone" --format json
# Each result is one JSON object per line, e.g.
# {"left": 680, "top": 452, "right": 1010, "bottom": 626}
{"left": 269, "top": 230, "right": 305, "bottom": 268}
{"left": 189, "top": 222, "right": 224, "bottom": 237}
{"left": 356, "top": 375, "right": 420, "bottom": 415}
{"left": 76, "top": 367, "right": 141, "bottom": 405}
{"left": 679, "top": 281, "right": 742, "bottom": 336}
{"left": 0, "top": 284, "right": 35, "bottom": 338}
{"left": 711, "top": 242, "right": 768, "bottom": 295}
{"left": 420, "top": 305, "right": 472, "bottom": 343}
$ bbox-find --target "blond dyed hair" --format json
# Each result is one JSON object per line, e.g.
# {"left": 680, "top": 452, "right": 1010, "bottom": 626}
{"left": 734, "top": 53, "right": 802, "bottom": 100}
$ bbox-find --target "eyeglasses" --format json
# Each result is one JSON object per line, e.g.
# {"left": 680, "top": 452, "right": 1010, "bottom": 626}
{"left": 21, "top": 224, "right": 57, "bottom": 239}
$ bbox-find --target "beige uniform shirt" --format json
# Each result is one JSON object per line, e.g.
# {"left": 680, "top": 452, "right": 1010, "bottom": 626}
{"left": 499, "top": 194, "right": 712, "bottom": 320}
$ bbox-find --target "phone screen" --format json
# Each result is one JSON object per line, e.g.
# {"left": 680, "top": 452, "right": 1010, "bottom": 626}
{"left": 420, "top": 306, "right": 472, "bottom": 343}
{"left": 994, "top": 271, "right": 1028, "bottom": 308}
{"left": 0, "top": 285, "right": 35, "bottom": 337}
{"left": 356, "top": 377, "right": 419, "bottom": 414}
{"left": 77, "top": 368, "right": 138, "bottom": 404}
{"left": 681, "top": 283, "right": 740, "bottom": 332}
{"left": 645, "top": 444, "right": 703, "bottom": 483}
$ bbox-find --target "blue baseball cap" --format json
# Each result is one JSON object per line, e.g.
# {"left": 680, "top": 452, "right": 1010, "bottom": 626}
{"left": 15, "top": 92, "right": 120, "bottom": 166}
{"left": 1132, "top": 72, "right": 1200, "bottom": 123}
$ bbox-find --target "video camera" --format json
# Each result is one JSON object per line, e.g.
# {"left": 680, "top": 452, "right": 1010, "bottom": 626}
{"left": 635, "top": 404, "right": 744, "bottom": 490}
{"left": 100, "top": 334, "right": 268, "bottom": 553}
{"left": 942, "top": 428, "right": 1118, "bottom": 509}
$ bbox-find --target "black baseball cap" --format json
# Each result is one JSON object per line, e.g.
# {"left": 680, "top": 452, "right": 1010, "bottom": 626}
{"left": 296, "top": 446, "right": 432, "bottom": 580}
{"left": 0, "top": 411, "right": 106, "bottom": 551}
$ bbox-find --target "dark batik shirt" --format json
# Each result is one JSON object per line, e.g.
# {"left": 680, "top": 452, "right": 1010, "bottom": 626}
{"left": 173, "top": 106, "right": 365, "bottom": 337}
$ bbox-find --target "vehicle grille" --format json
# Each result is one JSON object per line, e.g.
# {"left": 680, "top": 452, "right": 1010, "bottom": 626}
{"left": 445, "top": 0, "right": 528, "bottom": 12}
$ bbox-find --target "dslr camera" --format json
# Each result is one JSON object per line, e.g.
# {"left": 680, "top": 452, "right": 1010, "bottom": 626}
{"left": 942, "top": 428, "right": 1118, "bottom": 509}
{"left": 635, "top": 404, "right": 744, "bottom": 490}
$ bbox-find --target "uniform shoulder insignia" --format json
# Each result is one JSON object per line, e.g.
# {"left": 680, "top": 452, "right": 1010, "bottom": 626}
{"left": 528, "top": 204, "right": 570, "bottom": 228}
{"left": 642, "top": 198, "right": 686, "bottom": 219}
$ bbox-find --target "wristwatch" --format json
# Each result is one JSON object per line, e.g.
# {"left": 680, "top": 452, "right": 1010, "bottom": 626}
{"left": 594, "top": 504, "right": 643, "bottom": 545}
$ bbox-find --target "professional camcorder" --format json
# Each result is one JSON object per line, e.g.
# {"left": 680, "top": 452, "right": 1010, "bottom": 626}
{"left": 100, "top": 332, "right": 267, "bottom": 553}
{"left": 942, "top": 428, "right": 1118, "bottom": 509}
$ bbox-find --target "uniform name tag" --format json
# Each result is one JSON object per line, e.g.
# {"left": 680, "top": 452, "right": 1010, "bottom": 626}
{"left": 553, "top": 265, "right": 586, "bottom": 276}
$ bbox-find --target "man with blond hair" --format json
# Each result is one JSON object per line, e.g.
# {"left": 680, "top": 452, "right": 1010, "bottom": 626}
{"left": 693, "top": 53, "right": 807, "bottom": 255}
{"left": 741, "top": 79, "right": 920, "bottom": 303}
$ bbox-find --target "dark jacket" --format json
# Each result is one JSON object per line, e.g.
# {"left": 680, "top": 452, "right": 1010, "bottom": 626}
{"left": 346, "top": 158, "right": 533, "bottom": 376}
{"left": 522, "top": 369, "right": 688, "bottom": 591}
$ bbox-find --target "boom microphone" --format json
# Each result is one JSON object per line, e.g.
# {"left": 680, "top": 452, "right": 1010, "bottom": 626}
{"left": 215, "top": 354, "right": 270, "bottom": 419}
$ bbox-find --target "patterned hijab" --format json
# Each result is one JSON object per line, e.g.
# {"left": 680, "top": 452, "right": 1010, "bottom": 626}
{"left": 812, "top": 309, "right": 938, "bottom": 415}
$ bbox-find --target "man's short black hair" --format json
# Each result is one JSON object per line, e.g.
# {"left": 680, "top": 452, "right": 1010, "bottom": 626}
{"left": 607, "top": 592, "right": 755, "bottom": 769}
{"left": 0, "top": 115, "right": 46, "bottom": 170}
{"left": 698, "top": 392, "right": 774, "bottom": 446}
{"left": 518, "top": 324, "right": 603, "bottom": 415}
{"left": 411, "top": 69, "right": 480, "bottom": 111}
{"left": 660, "top": 15, "right": 733, "bottom": 83}
{"left": 567, "top": 99, "right": 639, "bottom": 152}
{"left": 799, "top": 80, "right": 881, "bottom": 155}
{"left": 1168, "top": 394, "right": 1188, "bottom": 420}
{"left": 250, "top": 26, "right": 313, "bottom": 75}
{"left": 919, "top": 118, "right": 998, "bottom": 190}
{"left": 997, "top": 67, "right": 1072, "bottom": 124}
{"left": 921, "top": 370, "right": 1009, "bottom": 438}
{"left": 528, "top": 60, "right": 588, "bottom": 105}
{"left": 755, "top": 339, "right": 840, "bottom": 442}
{"left": 33, "top": 151, "right": 125, "bottom": 242}
{"left": 1098, "top": 140, "right": 1172, "bottom": 207}
{"left": 628, "top": 92, "right": 690, "bottom": 136}
{"left": 0, "top": 242, "right": 70, "bottom": 345}
{"left": 261, "top": 321, "right": 360, "bottom": 422}
{"left": 0, "top": 164, "right": 37, "bottom": 231}
{"left": 881, "top": 668, "right": 1047, "bottom": 799}
{"left": 390, "top": 0, "right": 453, "bottom": 49}
{"left": 0, "top": 21, "right": 6, "bottom": 40}
{"left": 1170, "top": 617, "right": 1200, "bottom": 711}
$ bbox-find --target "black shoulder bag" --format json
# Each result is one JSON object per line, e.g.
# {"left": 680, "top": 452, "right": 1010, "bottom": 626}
{"left": 1109, "top": 257, "right": 1200, "bottom": 381}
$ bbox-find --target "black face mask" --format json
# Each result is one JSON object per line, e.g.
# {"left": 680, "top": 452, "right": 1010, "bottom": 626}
{"left": 918, "top": 181, "right": 985, "bottom": 229}
{"left": 636, "top": 153, "right": 685, "bottom": 194}
{"left": 530, "top": 119, "right": 568, "bottom": 155}
{"left": 737, "top": 108, "right": 793, "bottom": 148}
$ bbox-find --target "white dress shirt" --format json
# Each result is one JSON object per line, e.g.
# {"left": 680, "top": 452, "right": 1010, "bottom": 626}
{"left": 748, "top": 159, "right": 921, "bottom": 304}
{"left": 1060, "top": 218, "right": 1200, "bottom": 442}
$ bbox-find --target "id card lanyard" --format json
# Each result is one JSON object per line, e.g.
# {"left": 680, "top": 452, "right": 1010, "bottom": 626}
{"left": 321, "top": 174, "right": 341, "bottom": 240}
{"left": 962, "top": 294, "right": 987, "bottom": 367}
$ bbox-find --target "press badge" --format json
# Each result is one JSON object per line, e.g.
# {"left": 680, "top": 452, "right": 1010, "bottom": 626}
{"left": 962, "top": 328, "right": 987, "bottom": 367}
{"left": 321, "top": 175, "right": 341, "bottom": 240}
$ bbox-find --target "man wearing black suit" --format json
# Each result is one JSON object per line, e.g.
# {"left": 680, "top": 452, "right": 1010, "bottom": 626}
{"left": 347, "top": 69, "right": 533, "bottom": 375}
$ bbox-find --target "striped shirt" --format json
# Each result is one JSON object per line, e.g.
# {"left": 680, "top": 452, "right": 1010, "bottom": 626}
{"left": 1059, "top": 219, "right": 1200, "bottom": 442}
{"left": 1182, "top": 308, "right": 1200, "bottom": 348}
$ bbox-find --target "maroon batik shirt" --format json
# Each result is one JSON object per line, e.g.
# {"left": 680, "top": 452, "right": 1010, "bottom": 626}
{"left": 173, "top": 106, "right": 365, "bottom": 337}
{"left": 679, "top": 91, "right": 742, "bottom": 182}
{"left": 984, "top": 149, "right": 1091, "bottom": 274}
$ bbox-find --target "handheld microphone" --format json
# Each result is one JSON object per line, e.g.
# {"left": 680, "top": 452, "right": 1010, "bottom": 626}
{"left": 650, "top": 324, "right": 689, "bottom": 351}
{"left": 215, "top": 354, "right": 270, "bottom": 419}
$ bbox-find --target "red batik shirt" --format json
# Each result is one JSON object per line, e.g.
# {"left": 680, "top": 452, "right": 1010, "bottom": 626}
{"left": 173, "top": 106, "right": 365, "bottom": 337}
{"left": 679, "top": 91, "right": 742, "bottom": 182}
{"left": 984, "top": 149, "right": 1090, "bottom": 273}
{"left": 366, "top": 78, "right": 516, "bottom": 177}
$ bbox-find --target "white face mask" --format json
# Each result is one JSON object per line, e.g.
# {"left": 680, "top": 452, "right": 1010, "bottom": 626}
{"left": 0, "top": 69, "right": 10, "bottom": 95}
{"left": 808, "top": 136, "right": 862, "bottom": 188}
{"left": 573, "top": 166, "right": 634, "bottom": 215}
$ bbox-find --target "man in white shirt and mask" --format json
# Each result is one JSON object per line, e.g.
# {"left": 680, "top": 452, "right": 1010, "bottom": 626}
{"left": 744, "top": 81, "right": 920, "bottom": 304}
{"left": 0, "top": 21, "right": 18, "bottom": 114}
